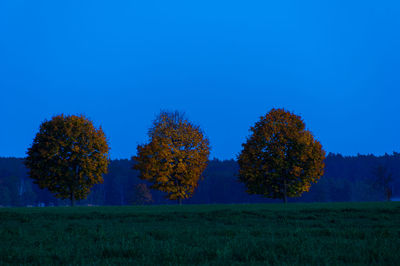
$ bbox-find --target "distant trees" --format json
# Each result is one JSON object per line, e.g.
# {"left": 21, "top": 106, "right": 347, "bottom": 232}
{"left": 372, "top": 165, "right": 393, "bottom": 201}
{"left": 3, "top": 109, "right": 399, "bottom": 206}
{"left": 1, "top": 154, "right": 400, "bottom": 206}
{"left": 238, "top": 108, "right": 325, "bottom": 203}
{"left": 25, "top": 114, "right": 110, "bottom": 206}
{"left": 0, "top": 176, "right": 14, "bottom": 206}
{"left": 133, "top": 111, "right": 210, "bottom": 204}
{"left": 132, "top": 184, "right": 153, "bottom": 205}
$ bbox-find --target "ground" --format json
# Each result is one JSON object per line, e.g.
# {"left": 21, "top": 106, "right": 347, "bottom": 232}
{"left": 0, "top": 202, "right": 399, "bottom": 265}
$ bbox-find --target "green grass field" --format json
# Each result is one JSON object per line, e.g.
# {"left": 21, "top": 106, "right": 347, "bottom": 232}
{"left": 0, "top": 202, "right": 399, "bottom": 265}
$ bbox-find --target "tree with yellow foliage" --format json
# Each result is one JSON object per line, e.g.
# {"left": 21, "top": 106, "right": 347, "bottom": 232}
{"left": 133, "top": 111, "right": 210, "bottom": 204}
{"left": 238, "top": 108, "right": 325, "bottom": 203}
{"left": 25, "top": 114, "right": 110, "bottom": 206}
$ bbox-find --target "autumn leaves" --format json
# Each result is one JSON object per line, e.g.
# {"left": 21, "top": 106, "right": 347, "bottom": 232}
{"left": 25, "top": 114, "right": 109, "bottom": 206}
{"left": 133, "top": 111, "right": 210, "bottom": 204}
{"left": 25, "top": 109, "right": 325, "bottom": 205}
{"left": 238, "top": 109, "right": 325, "bottom": 203}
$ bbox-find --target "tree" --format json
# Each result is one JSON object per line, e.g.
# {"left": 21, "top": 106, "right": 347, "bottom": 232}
{"left": 132, "top": 183, "right": 153, "bottom": 205}
{"left": 25, "top": 114, "right": 110, "bottom": 206}
{"left": 0, "top": 184, "right": 11, "bottom": 206}
{"left": 133, "top": 111, "right": 210, "bottom": 204}
{"left": 238, "top": 108, "right": 325, "bottom": 203}
{"left": 372, "top": 165, "right": 393, "bottom": 201}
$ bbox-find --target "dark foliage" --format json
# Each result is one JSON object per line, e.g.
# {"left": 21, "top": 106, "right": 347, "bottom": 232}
{"left": 0, "top": 153, "right": 399, "bottom": 206}
{"left": 238, "top": 108, "right": 325, "bottom": 203}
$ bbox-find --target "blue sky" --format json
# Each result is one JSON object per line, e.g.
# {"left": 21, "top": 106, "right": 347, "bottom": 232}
{"left": 1, "top": 0, "right": 399, "bottom": 159}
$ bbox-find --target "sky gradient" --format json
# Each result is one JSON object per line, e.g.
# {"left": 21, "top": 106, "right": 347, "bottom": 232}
{"left": 1, "top": 0, "right": 400, "bottom": 159}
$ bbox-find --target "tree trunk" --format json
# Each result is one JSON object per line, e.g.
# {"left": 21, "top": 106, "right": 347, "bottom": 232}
{"left": 386, "top": 187, "right": 392, "bottom": 202}
{"left": 70, "top": 193, "right": 75, "bottom": 207}
{"left": 283, "top": 178, "right": 288, "bottom": 204}
{"left": 71, "top": 166, "right": 79, "bottom": 207}
{"left": 178, "top": 198, "right": 182, "bottom": 205}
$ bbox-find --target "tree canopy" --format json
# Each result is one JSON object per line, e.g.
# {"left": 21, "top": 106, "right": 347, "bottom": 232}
{"left": 238, "top": 108, "right": 325, "bottom": 203}
{"left": 133, "top": 111, "right": 210, "bottom": 204}
{"left": 25, "top": 114, "right": 109, "bottom": 206}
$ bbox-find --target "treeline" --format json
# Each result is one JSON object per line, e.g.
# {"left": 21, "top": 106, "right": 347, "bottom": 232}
{"left": 0, "top": 153, "right": 399, "bottom": 206}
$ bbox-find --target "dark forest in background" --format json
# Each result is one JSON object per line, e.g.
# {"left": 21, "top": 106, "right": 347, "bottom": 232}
{"left": 0, "top": 153, "right": 399, "bottom": 206}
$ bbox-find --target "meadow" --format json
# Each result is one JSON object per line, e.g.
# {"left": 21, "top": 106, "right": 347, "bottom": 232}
{"left": 0, "top": 202, "right": 399, "bottom": 265}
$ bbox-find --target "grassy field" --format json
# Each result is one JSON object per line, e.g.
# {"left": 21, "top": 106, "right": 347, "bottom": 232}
{"left": 0, "top": 202, "right": 399, "bottom": 265}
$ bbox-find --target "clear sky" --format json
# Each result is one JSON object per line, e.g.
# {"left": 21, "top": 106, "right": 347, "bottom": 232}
{"left": 1, "top": 0, "right": 399, "bottom": 160}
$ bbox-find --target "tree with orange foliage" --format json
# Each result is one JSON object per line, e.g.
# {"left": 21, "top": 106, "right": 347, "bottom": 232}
{"left": 238, "top": 108, "right": 325, "bottom": 203}
{"left": 133, "top": 111, "right": 210, "bottom": 204}
{"left": 25, "top": 114, "right": 110, "bottom": 206}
